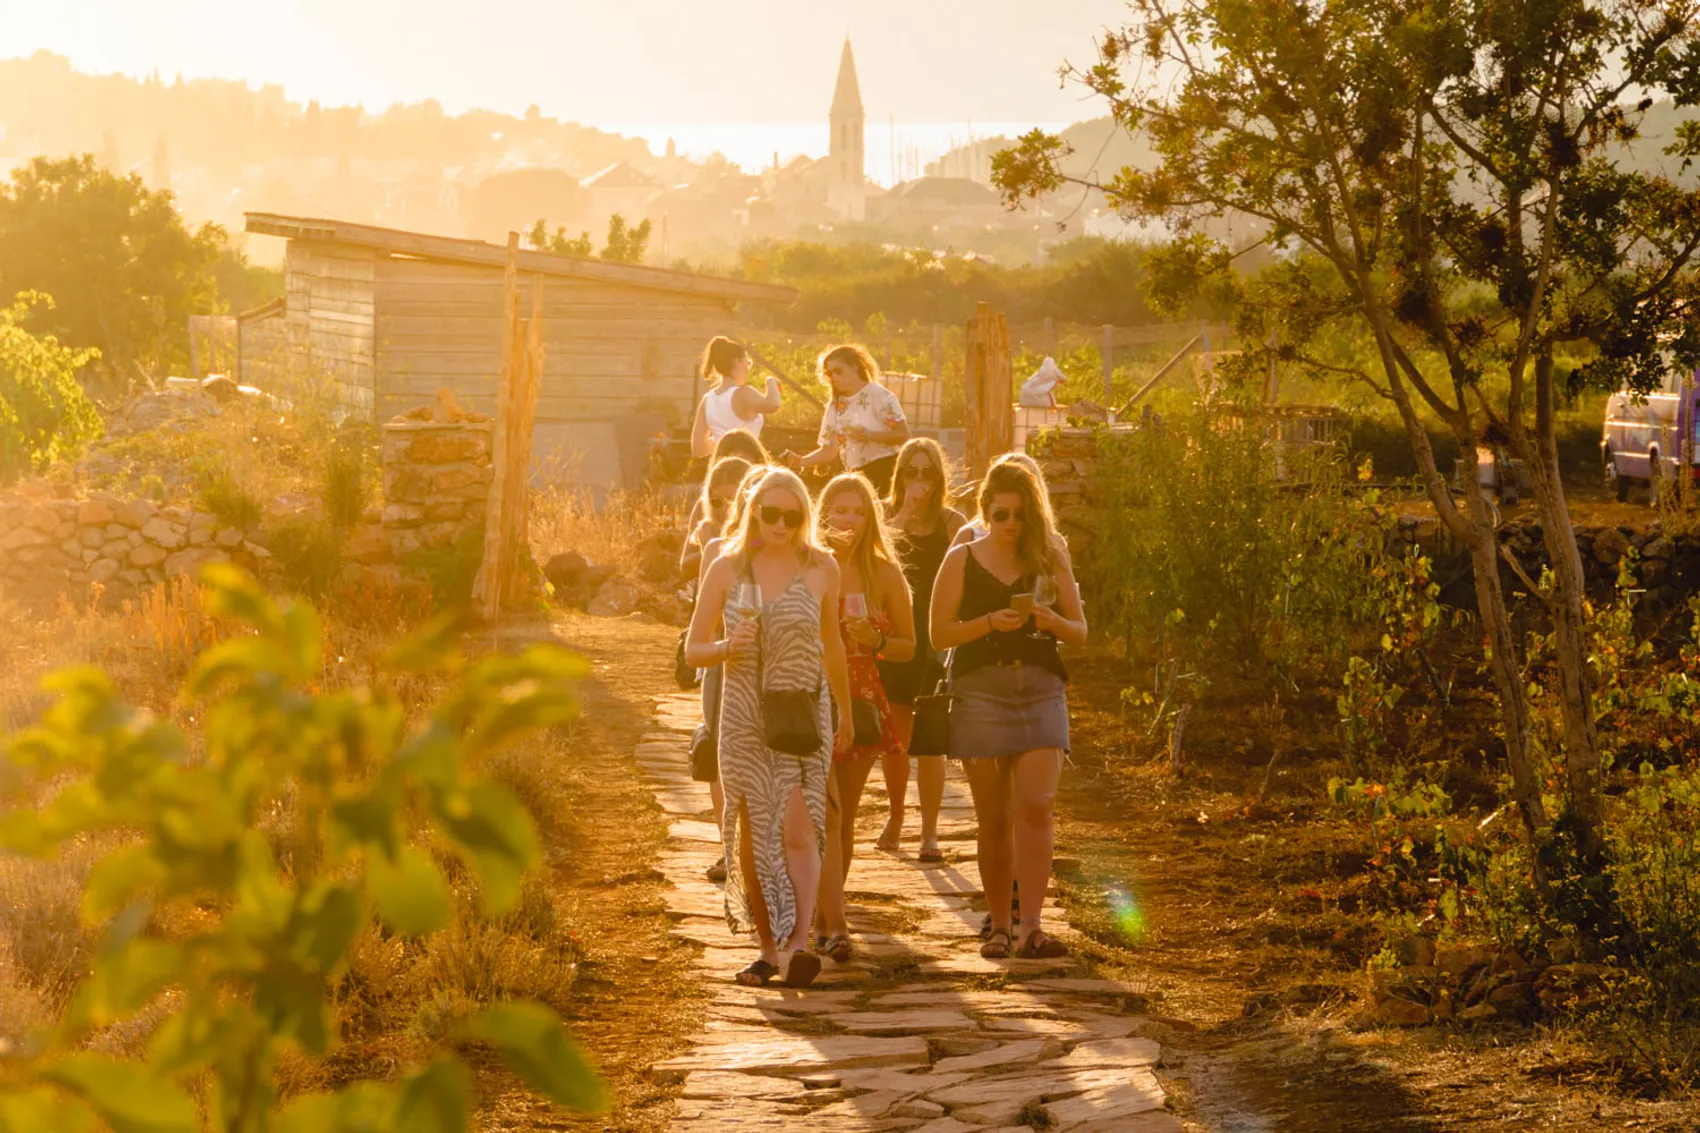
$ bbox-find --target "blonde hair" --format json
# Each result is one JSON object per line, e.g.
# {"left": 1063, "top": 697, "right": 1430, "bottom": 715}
{"left": 699, "top": 455, "right": 753, "bottom": 531}
{"left": 722, "top": 466, "right": 824, "bottom": 567}
{"left": 819, "top": 472, "right": 906, "bottom": 606}
{"left": 976, "top": 459, "right": 1060, "bottom": 577}
{"left": 885, "top": 436, "right": 952, "bottom": 528}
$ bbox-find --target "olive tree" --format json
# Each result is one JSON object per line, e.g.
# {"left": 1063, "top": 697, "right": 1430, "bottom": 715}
{"left": 995, "top": 0, "right": 1700, "bottom": 907}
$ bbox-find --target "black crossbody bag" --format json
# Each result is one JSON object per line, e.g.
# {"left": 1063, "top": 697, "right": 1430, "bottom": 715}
{"left": 908, "top": 650, "right": 954, "bottom": 757}
{"left": 753, "top": 603, "right": 823, "bottom": 757}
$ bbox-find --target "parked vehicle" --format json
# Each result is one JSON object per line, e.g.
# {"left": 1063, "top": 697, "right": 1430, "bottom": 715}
{"left": 1601, "top": 369, "right": 1700, "bottom": 502}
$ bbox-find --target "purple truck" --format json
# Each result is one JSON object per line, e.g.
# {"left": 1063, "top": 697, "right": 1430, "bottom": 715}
{"left": 1601, "top": 372, "right": 1700, "bottom": 502}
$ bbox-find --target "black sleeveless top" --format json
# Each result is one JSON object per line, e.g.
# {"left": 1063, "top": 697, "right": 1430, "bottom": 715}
{"left": 950, "top": 548, "right": 1067, "bottom": 681}
{"left": 894, "top": 524, "right": 951, "bottom": 654}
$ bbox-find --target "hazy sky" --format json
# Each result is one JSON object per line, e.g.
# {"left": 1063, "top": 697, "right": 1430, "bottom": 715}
{"left": 5, "top": 1, "right": 1130, "bottom": 125}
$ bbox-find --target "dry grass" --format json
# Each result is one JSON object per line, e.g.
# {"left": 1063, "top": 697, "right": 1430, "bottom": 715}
{"left": 530, "top": 483, "right": 685, "bottom": 584}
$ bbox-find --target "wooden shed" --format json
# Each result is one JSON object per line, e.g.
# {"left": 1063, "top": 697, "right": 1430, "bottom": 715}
{"left": 242, "top": 212, "right": 796, "bottom": 486}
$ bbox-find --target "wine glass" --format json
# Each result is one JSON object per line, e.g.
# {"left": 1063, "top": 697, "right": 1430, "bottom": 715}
{"left": 844, "top": 592, "right": 868, "bottom": 621}
{"left": 1030, "top": 575, "right": 1059, "bottom": 637}
{"left": 729, "top": 582, "right": 763, "bottom": 623}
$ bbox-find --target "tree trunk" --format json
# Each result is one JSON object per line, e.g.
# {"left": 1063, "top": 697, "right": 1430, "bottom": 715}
{"left": 1525, "top": 353, "right": 1604, "bottom": 861}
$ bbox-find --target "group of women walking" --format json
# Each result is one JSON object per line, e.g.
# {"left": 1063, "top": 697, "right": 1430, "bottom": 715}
{"left": 681, "top": 337, "right": 1087, "bottom": 988}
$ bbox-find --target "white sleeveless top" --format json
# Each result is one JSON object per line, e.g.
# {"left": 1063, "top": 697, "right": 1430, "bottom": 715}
{"left": 703, "top": 384, "right": 763, "bottom": 442}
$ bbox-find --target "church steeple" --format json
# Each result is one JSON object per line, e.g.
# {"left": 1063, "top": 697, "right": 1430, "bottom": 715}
{"left": 829, "top": 38, "right": 864, "bottom": 192}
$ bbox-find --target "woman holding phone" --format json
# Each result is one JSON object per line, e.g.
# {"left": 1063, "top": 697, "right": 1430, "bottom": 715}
{"left": 810, "top": 472, "right": 915, "bottom": 963}
{"left": 686, "top": 467, "right": 854, "bottom": 986}
{"left": 879, "top": 438, "right": 966, "bottom": 860}
{"left": 930, "top": 459, "right": 1087, "bottom": 961}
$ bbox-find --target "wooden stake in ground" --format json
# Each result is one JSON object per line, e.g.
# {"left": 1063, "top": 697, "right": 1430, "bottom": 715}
{"left": 964, "top": 302, "right": 1013, "bottom": 482}
{"left": 473, "top": 234, "right": 546, "bottom": 620}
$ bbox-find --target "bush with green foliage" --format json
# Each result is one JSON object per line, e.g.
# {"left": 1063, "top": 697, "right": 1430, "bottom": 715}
{"left": 0, "top": 294, "right": 101, "bottom": 483}
{"left": 0, "top": 565, "right": 603, "bottom": 1130}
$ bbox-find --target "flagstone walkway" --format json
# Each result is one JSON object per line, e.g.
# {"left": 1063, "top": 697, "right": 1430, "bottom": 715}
{"left": 639, "top": 692, "right": 1180, "bottom": 1132}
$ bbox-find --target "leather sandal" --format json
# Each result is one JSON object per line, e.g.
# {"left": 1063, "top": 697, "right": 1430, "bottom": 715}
{"left": 1014, "top": 930, "right": 1069, "bottom": 959}
{"left": 784, "top": 950, "right": 822, "bottom": 988}
{"left": 822, "top": 934, "right": 853, "bottom": 963}
{"left": 735, "top": 959, "right": 780, "bottom": 986}
{"left": 980, "top": 929, "right": 1012, "bottom": 959}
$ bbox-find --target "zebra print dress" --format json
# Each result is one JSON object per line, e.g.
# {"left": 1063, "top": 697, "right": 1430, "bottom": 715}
{"left": 717, "top": 573, "right": 831, "bottom": 944}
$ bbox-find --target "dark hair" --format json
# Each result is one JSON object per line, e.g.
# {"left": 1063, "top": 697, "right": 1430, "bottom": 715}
{"left": 710, "top": 428, "right": 769, "bottom": 466}
{"left": 818, "top": 344, "right": 878, "bottom": 387}
{"left": 700, "top": 336, "right": 749, "bottom": 383}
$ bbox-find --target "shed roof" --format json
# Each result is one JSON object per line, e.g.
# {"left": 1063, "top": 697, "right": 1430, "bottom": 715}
{"left": 245, "top": 212, "right": 797, "bottom": 306}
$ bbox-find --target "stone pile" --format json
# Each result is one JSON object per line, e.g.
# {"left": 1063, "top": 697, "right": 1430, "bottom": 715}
{"left": 1029, "top": 427, "right": 1101, "bottom": 561}
{"left": 377, "top": 412, "right": 493, "bottom": 561}
{"left": 637, "top": 689, "right": 1183, "bottom": 1132}
{"left": 1395, "top": 515, "right": 1700, "bottom": 606}
{"left": 1361, "top": 933, "right": 1610, "bottom": 1028}
{"left": 0, "top": 484, "right": 265, "bottom": 603}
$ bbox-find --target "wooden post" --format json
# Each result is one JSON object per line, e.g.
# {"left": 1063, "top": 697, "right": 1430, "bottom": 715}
{"left": 471, "top": 233, "right": 548, "bottom": 620}
{"left": 1101, "top": 324, "right": 1114, "bottom": 402}
{"left": 964, "top": 302, "right": 1013, "bottom": 482}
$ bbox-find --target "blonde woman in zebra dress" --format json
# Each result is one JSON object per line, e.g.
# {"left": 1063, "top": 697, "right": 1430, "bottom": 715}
{"left": 686, "top": 466, "right": 854, "bottom": 986}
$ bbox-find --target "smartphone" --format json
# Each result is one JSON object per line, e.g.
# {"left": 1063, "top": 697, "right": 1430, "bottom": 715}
{"left": 1010, "top": 593, "right": 1034, "bottom": 616}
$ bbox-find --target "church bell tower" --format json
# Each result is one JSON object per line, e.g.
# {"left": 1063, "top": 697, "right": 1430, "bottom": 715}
{"left": 828, "top": 38, "right": 867, "bottom": 220}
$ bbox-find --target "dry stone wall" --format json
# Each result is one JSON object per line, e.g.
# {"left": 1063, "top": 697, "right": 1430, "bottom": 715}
{"left": 0, "top": 485, "right": 266, "bottom": 604}
{"left": 376, "top": 419, "right": 492, "bottom": 561}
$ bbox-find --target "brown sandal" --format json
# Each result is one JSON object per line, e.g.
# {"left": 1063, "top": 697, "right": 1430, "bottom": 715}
{"left": 822, "top": 934, "right": 854, "bottom": 964}
{"left": 1015, "top": 930, "right": 1069, "bottom": 959}
{"left": 735, "top": 959, "right": 780, "bottom": 986}
{"left": 980, "top": 929, "right": 1012, "bottom": 959}
{"left": 784, "top": 950, "right": 822, "bottom": 988}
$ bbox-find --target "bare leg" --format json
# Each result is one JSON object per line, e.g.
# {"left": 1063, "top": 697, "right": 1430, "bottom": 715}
{"left": 1011, "top": 748, "right": 1063, "bottom": 947}
{"left": 963, "top": 758, "right": 1015, "bottom": 935}
{"left": 878, "top": 742, "right": 909, "bottom": 850}
{"left": 917, "top": 755, "right": 945, "bottom": 853}
{"left": 737, "top": 796, "right": 779, "bottom": 966}
{"left": 834, "top": 755, "right": 879, "bottom": 876}
{"left": 711, "top": 777, "right": 725, "bottom": 835}
{"left": 815, "top": 774, "right": 846, "bottom": 939}
{"left": 779, "top": 786, "right": 821, "bottom": 956}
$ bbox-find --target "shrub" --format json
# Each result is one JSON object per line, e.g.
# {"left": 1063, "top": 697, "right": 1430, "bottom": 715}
{"left": 0, "top": 565, "right": 604, "bottom": 1129}
{"left": 0, "top": 294, "right": 101, "bottom": 483}
{"left": 195, "top": 461, "right": 264, "bottom": 529}
{"left": 407, "top": 529, "right": 486, "bottom": 610}
{"left": 267, "top": 515, "right": 344, "bottom": 600}
{"left": 322, "top": 432, "right": 373, "bottom": 533}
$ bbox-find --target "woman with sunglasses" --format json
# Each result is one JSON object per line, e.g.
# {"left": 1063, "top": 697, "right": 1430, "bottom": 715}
{"left": 680, "top": 454, "right": 757, "bottom": 585}
{"left": 690, "top": 336, "right": 781, "bottom": 460}
{"left": 686, "top": 467, "right": 855, "bottom": 987}
{"left": 877, "top": 438, "right": 967, "bottom": 861}
{"left": 931, "top": 459, "right": 1087, "bottom": 961}
{"left": 811, "top": 472, "right": 915, "bottom": 963}
{"left": 782, "top": 344, "right": 910, "bottom": 494}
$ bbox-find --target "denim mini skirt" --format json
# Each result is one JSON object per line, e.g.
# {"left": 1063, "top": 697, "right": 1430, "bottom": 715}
{"left": 948, "top": 664, "right": 1070, "bottom": 761}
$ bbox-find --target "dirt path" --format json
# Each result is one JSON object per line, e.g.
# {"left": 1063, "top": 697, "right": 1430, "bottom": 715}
{"left": 635, "top": 690, "right": 1180, "bottom": 1132}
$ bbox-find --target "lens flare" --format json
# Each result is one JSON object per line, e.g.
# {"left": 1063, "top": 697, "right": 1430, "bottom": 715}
{"left": 1105, "top": 883, "right": 1148, "bottom": 943}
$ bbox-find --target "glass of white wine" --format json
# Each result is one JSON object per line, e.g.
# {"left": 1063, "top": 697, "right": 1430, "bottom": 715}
{"left": 1030, "top": 575, "right": 1059, "bottom": 637}
{"left": 730, "top": 582, "right": 763, "bottom": 623}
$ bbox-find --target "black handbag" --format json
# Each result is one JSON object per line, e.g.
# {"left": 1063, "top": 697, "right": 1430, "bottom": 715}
{"left": 909, "top": 667, "right": 953, "bottom": 757}
{"left": 757, "top": 621, "right": 822, "bottom": 757}
{"left": 674, "top": 629, "right": 700, "bottom": 691}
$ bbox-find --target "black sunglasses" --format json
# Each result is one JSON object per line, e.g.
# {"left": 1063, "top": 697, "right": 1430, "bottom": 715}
{"left": 990, "top": 507, "right": 1026, "bottom": 524}
{"left": 905, "top": 464, "right": 941, "bottom": 481}
{"left": 760, "top": 505, "right": 805, "bottom": 529}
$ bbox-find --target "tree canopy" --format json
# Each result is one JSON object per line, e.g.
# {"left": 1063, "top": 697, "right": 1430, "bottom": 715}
{"left": 0, "top": 155, "right": 223, "bottom": 386}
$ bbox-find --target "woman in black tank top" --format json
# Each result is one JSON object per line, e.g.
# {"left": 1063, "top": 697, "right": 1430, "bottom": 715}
{"left": 931, "top": 460, "right": 1087, "bottom": 961}
{"left": 879, "top": 440, "right": 966, "bottom": 860}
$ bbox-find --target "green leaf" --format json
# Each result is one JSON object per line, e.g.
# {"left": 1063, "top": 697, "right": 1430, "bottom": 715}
{"left": 435, "top": 783, "right": 538, "bottom": 916}
{"left": 469, "top": 1002, "right": 605, "bottom": 1113}
{"left": 289, "top": 882, "right": 365, "bottom": 973}
{"left": 185, "top": 637, "right": 295, "bottom": 699}
{"left": 69, "top": 938, "right": 182, "bottom": 1028}
{"left": 198, "top": 563, "right": 282, "bottom": 636}
{"left": 394, "top": 1057, "right": 472, "bottom": 1133}
{"left": 369, "top": 845, "right": 452, "bottom": 936}
{"left": 0, "top": 1089, "right": 97, "bottom": 1133}
{"left": 279, "top": 600, "right": 323, "bottom": 683}
{"left": 274, "top": 1084, "right": 398, "bottom": 1133}
{"left": 385, "top": 609, "right": 474, "bottom": 674}
{"left": 39, "top": 1054, "right": 197, "bottom": 1133}
{"left": 82, "top": 844, "right": 167, "bottom": 922}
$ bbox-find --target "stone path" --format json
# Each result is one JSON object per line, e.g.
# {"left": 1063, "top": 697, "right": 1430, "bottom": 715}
{"left": 639, "top": 692, "right": 1180, "bottom": 1132}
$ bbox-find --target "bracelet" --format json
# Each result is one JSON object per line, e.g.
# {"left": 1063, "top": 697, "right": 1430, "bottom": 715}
{"left": 875, "top": 630, "right": 887, "bottom": 654}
